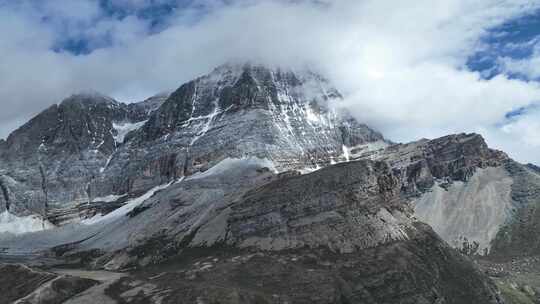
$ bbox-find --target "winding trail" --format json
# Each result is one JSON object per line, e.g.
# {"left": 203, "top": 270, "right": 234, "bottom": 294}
{"left": 52, "top": 268, "right": 127, "bottom": 304}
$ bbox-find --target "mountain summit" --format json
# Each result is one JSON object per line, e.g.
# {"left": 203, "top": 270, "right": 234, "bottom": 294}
{"left": 1, "top": 63, "right": 539, "bottom": 303}
{"left": 0, "top": 63, "right": 386, "bottom": 223}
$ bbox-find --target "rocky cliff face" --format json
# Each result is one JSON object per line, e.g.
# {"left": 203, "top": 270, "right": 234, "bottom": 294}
{"left": 0, "top": 92, "right": 165, "bottom": 224}
{"left": 0, "top": 63, "right": 385, "bottom": 226}
{"left": 225, "top": 160, "right": 406, "bottom": 252}
{"left": 100, "top": 63, "right": 385, "bottom": 196}
{"left": 356, "top": 133, "right": 508, "bottom": 196}
{"left": 111, "top": 159, "right": 502, "bottom": 304}
{"left": 489, "top": 161, "right": 540, "bottom": 257}
{"left": 2, "top": 62, "right": 540, "bottom": 303}
{"left": 0, "top": 158, "right": 502, "bottom": 304}
{"left": 348, "top": 133, "right": 540, "bottom": 259}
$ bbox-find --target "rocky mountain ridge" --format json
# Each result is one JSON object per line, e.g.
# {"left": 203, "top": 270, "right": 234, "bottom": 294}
{"left": 0, "top": 157, "right": 504, "bottom": 304}
{"left": 0, "top": 91, "right": 167, "bottom": 225}
{"left": 1, "top": 63, "right": 536, "bottom": 261}
{"left": 0, "top": 62, "right": 539, "bottom": 303}
{"left": 0, "top": 63, "right": 386, "bottom": 225}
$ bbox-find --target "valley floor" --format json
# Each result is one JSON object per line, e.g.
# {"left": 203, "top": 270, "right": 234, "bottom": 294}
{"left": 1, "top": 243, "right": 504, "bottom": 304}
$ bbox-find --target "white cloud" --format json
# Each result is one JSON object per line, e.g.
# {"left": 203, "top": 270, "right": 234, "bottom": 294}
{"left": 105, "top": 0, "right": 176, "bottom": 11}
{"left": 478, "top": 107, "right": 540, "bottom": 164}
{"left": 0, "top": 0, "right": 539, "bottom": 164}
{"left": 501, "top": 111, "right": 540, "bottom": 146}
{"left": 41, "top": 0, "right": 102, "bottom": 22}
{"left": 499, "top": 45, "right": 540, "bottom": 80}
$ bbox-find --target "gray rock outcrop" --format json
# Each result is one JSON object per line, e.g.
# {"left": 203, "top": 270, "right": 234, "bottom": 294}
{"left": 0, "top": 63, "right": 385, "bottom": 226}
{"left": 4, "top": 62, "right": 540, "bottom": 303}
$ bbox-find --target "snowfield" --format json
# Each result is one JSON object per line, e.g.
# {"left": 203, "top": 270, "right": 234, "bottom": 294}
{"left": 112, "top": 120, "right": 147, "bottom": 144}
{"left": 82, "top": 182, "right": 173, "bottom": 226}
{"left": 0, "top": 211, "right": 54, "bottom": 235}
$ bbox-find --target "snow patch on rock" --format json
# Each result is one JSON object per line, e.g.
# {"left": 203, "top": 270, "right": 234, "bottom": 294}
{"left": 342, "top": 145, "right": 350, "bottom": 162}
{"left": 188, "top": 157, "right": 277, "bottom": 180}
{"left": 82, "top": 182, "right": 172, "bottom": 225}
{"left": 91, "top": 194, "right": 126, "bottom": 203}
{"left": 113, "top": 120, "right": 147, "bottom": 144}
{"left": 0, "top": 211, "right": 54, "bottom": 235}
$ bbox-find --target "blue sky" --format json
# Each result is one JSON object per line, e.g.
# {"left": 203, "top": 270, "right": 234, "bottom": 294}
{"left": 53, "top": 0, "right": 207, "bottom": 54}
{"left": 18, "top": 0, "right": 208, "bottom": 55}
{"left": 467, "top": 8, "right": 540, "bottom": 127}
{"left": 468, "top": 9, "right": 540, "bottom": 80}
{"left": 1, "top": 0, "right": 540, "bottom": 164}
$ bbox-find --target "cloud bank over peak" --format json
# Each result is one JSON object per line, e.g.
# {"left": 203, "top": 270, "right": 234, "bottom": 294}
{"left": 0, "top": 0, "right": 539, "bottom": 164}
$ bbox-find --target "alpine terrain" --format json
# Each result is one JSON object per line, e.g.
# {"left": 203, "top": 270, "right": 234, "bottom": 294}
{"left": 0, "top": 62, "right": 538, "bottom": 304}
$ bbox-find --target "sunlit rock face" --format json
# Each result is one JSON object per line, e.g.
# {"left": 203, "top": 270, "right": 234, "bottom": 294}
{"left": 0, "top": 92, "right": 165, "bottom": 224}
{"left": 0, "top": 63, "right": 385, "bottom": 226}
{"left": 0, "top": 94, "right": 155, "bottom": 217}
{"left": 102, "top": 159, "right": 502, "bottom": 304}
{"left": 0, "top": 157, "right": 503, "bottom": 304}
{"left": 415, "top": 162, "right": 540, "bottom": 258}
{"left": 0, "top": 62, "right": 537, "bottom": 262}
{"left": 0, "top": 62, "right": 531, "bottom": 303}
{"left": 110, "top": 63, "right": 386, "bottom": 195}
{"left": 350, "top": 132, "right": 540, "bottom": 258}
{"left": 369, "top": 134, "right": 515, "bottom": 255}
{"left": 224, "top": 160, "right": 408, "bottom": 253}
{"left": 414, "top": 166, "right": 513, "bottom": 255}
